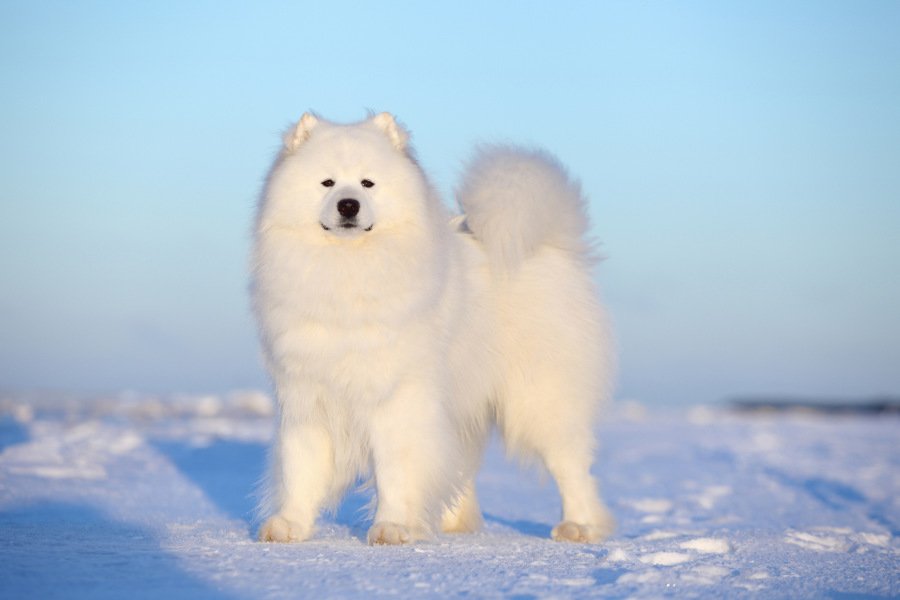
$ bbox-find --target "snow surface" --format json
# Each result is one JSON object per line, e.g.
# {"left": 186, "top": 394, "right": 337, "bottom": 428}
{"left": 1, "top": 392, "right": 897, "bottom": 599}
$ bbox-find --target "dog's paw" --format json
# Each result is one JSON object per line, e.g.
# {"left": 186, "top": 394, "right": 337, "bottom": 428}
{"left": 551, "top": 520, "right": 613, "bottom": 544}
{"left": 258, "top": 515, "right": 311, "bottom": 543}
{"left": 367, "top": 521, "right": 411, "bottom": 545}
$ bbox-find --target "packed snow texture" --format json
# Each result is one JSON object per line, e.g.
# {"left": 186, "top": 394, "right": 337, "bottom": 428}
{"left": 0, "top": 392, "right": 897, "bottom": 599}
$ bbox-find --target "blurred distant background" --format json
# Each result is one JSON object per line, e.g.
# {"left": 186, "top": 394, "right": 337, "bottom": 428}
{"left": 1, "top": 1, "right": 897, "bottom": 407}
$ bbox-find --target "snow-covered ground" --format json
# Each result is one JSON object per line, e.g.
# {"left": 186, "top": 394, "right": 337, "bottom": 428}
{"left": 0, "top": 392, "right": 897, "bottom": 599}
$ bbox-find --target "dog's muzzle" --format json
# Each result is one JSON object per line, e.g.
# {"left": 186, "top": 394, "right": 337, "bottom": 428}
{"left": 320, "top": 196, "right": 374, "bottom": 233}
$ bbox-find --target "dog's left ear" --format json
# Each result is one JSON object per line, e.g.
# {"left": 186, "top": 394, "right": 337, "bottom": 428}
{"left": 371, "top": 112, "right": 409, "bottom": 151}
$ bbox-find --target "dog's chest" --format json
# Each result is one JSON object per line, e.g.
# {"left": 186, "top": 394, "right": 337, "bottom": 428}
{"left": 273, "top": 316, "right": 424, "bottom": 398}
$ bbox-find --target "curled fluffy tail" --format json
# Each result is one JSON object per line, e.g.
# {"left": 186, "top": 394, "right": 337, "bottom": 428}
{"left": 456, "top": 145, "right": 594, "bottom": 272}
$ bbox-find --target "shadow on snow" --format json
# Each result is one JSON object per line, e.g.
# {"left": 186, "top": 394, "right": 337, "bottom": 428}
{"left": 0, "top": 501, "right": 236, "bottom": 600}
{"left": 154, "top": 439, "right": 374, "bottom": 540}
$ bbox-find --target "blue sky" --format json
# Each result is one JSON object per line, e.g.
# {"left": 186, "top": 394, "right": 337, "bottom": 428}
{"left": 1, "top": 1, "right": 898, "bottom": 405}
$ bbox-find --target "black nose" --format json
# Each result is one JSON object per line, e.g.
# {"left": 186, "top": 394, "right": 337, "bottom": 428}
{"left": 337, "top": 198, "right": 360, "bottom": 218}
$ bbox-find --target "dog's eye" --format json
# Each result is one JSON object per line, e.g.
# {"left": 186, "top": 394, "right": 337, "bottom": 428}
{"left": 321, "top": 179, "right": 335, "bottom": 187}
{"left": 361, "top": 179, "right": 375, "bottom": 188}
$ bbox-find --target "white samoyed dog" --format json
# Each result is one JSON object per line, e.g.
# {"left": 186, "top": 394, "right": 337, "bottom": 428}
{"left": 252, "top": 112, "right": 615, "bottom": 545}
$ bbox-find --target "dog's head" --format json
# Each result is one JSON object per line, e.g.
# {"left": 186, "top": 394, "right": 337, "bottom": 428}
{"left": 258, "top": 112, "right": 428, "bottom": 241}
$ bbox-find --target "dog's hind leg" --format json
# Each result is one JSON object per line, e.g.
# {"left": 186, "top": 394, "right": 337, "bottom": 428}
{"left": 543, "top": 447, "right": 615, "bottom": 543}
{"left": 498, "top": 376, "right": 614, "bottom": 543}
{"left": 441, "top": 479, "right": 483, "bottom": 533}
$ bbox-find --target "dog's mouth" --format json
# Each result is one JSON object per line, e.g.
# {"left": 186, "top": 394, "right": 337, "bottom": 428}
{"left": 320, "top": 221, "right": 374, "bottom": 232}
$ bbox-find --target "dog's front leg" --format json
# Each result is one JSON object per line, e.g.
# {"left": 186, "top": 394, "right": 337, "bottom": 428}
{"left": 367, "top": 381, "right": 449, "bottom": 545}
{"left": 259, "top": 403, "right": 334, "bottom": 543}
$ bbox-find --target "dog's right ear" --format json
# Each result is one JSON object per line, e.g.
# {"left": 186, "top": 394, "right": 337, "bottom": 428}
{"left": 283, "top": 112, "right": 319, "bottom": 152}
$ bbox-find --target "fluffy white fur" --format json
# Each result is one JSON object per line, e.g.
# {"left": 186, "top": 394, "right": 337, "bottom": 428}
{"left": 252, "top": 112, "right": 615, "bottom": 546}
